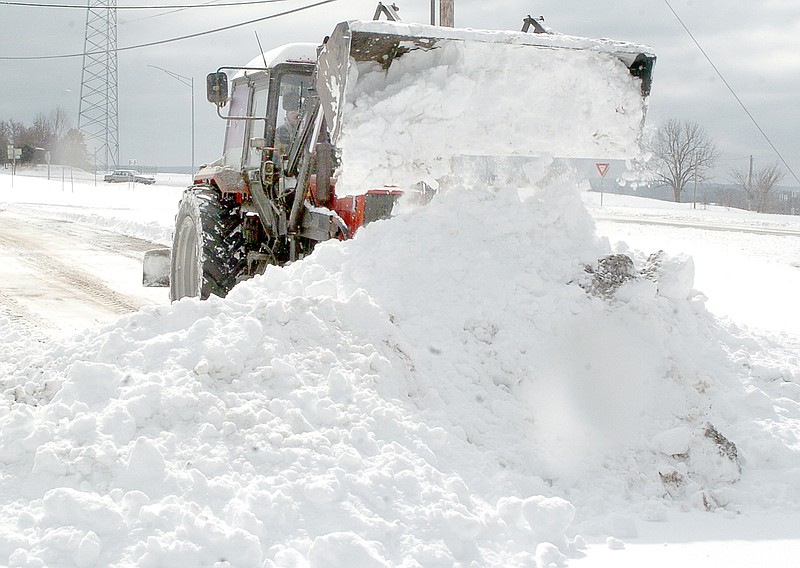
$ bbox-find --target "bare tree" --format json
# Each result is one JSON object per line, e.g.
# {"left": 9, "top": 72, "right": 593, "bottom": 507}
{"left": 729, "top": 160, "right": 784, "bottom": 213}
{"left": 0, "top": 121, "right": 8, "bottom": 165}
{"left": 3, "top": 118, "right": 27, "bottom": 146}
{"left": 729, "top": 162, "right": 755, "bottom": 211}
{"left": 647, "top": 119, "right": 719, "bottom": 203}
{"left": 29, "top": 112, "right": 55, "bottom": 149}
{"left": 49, "top": 107, "right": 72, "bottom": 142}
{"left": 1, "top": 107, "right": 75, "bottom": 165}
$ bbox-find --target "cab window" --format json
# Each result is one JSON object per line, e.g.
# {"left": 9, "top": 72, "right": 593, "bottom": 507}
{"left": 222, "top": 80, "right": 250, "bottom": 168}
{"left": 245, "top": 79, "right": 270, "bottom": 168}
{"left": 274, "top": 73, "right": 312, "bottom": 157}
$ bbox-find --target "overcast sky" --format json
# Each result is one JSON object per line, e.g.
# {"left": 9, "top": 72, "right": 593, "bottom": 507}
{"left": 1, "top": 0, "right": 798, "bottom": 184}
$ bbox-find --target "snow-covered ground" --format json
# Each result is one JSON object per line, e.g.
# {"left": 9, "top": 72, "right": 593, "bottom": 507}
{"left": 1, "top": 169, "right": 799, "bottom": 567}
{"left": 588, "top": 190, "right": 800, "bottom": 338}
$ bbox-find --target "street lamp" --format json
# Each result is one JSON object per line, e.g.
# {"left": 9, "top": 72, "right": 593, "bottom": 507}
{"left": 148, "top": 64, "right": 195, "bottom": 174}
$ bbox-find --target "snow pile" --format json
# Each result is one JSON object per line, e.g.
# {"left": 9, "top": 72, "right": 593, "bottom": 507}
{"left": 333, "top": 31, "right": 647, "bottom": 195}
{"left": 3, "top": 172, "right": 799, "bottom": 566}
{"left": 2, "top": 21, "right": 799, "bottom": 566}
{"left": 0, "top": 174, "right": 183, "bottom": 246}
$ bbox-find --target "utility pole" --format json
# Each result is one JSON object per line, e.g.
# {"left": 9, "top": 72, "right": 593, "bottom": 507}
{"left": 440, "top": 0, "right": 454, "bottom": 27}
{"left": 748, "top": 154, "right": 754, "bottom": 210}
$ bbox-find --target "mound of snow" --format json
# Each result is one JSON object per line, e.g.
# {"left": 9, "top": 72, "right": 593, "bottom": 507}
{"left": 335, "top": 34, "right": 647, "bottom": 195}
{"left": 3, "top": 168, "right": 798, "bottom": 566}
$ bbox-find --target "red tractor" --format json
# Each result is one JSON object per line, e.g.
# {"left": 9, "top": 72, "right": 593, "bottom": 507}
{"left": 167, "top": 39, "right": 404, "bottom": 300}
{"left": 144, "top": 10, "right": 655, "bottom": 301}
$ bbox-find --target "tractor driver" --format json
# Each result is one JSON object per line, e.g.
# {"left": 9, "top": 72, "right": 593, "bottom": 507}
{"left": 275, "top": 109, "right": 299, "bottom": 156}
{"left": 275, "top": 84, "right": 302, "bottom": 159}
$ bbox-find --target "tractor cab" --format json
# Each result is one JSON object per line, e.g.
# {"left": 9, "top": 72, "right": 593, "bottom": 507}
{"left": 199, "top": 43, "right": 318, "bottom": 195}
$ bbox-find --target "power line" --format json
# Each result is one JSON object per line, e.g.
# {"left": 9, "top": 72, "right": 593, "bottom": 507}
{"left": 0, "top": 0, "right": 339, "bottom": 60}
{"left": 0, "top": 0, "right": 258, "bottom": 27}
{"left": 1, "top": 0, "right": 293, "bottom": 8}
{"left": 662, "top": 0, "right": 800, "bottom": 185}
{"left": 120, "top": 0, "right": 230, "bottom": 24}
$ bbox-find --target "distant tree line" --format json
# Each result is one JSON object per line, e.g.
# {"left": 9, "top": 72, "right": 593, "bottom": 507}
{"left": 605, "top": 177, "right": 798, "bottom": 215}
{"left": 643, "top": 119, "right": 788, "bottom": 214}
{"left": 1, "top": 107, "right": 91, "bottom": 170}
{"left": 727, "top": 159, "right": 785, "bottom": 214}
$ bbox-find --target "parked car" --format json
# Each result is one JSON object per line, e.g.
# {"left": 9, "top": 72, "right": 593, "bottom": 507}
{"left": 103, "top": 169, "right": 156, "bottom": 185}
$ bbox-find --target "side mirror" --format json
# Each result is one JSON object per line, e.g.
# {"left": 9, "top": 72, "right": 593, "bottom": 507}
{"left": 206, "top": 72, "right": 229, "bottom": 106}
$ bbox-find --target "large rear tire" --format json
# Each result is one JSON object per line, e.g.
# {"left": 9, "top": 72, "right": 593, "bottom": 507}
{"left": 169, "top": 185, "right": 245, "bottom": 301}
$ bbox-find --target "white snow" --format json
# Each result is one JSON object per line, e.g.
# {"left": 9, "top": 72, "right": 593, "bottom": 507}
{"left": 2, "top": 167, "right": 799, "bottom": 567}
{"left": 0, "top": 168, "right": 184, "bottom": 246}
{"left": 348, "top": 20, "right": 654, "bottom": 56}
{"left": 590, "top": 191, "right": 800, "bottom": 337}
{"left": 239, "top": 43, "right": 319, "bottom": 77}
{"left": 329, "top": 24, "right": 648, "bottom": 195}
{"left": 1, "top": 32, "right": 799, "bottom": 566}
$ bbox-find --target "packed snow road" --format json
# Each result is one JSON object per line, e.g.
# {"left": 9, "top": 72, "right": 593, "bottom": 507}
{"left": 2, "top": 172, "right": 798, "bottom": 340}
{"left": 0, "top": 207, "right": 169, "bottom": 336}
{"left": 594, "top": 211, "right": 800, "bottom": 237}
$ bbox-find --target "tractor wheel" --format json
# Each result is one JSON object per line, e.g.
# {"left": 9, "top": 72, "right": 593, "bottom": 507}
{"left": 169, "top": 185, "right": 245, "bottom": 301}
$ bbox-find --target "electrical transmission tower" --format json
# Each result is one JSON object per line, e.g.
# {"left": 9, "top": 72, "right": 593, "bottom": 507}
{"left": 78, "top": 0, "right": 119, "bottom": 171}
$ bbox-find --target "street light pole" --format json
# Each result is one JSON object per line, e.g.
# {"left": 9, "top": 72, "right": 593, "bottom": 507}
{"left": 692, "top": 153, "right": 698, "bottom": 210}
{"left": 440, "top": 0, "right": 454, "bottom": 26}
{"left": 148, "top": 64, "right": 195, "bottom": 174}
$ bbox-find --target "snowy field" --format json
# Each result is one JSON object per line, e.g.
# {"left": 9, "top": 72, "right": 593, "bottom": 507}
{"left": 588, "top": 190, "right": 800, "bottom": 338}
{"left": 1, "top": 169, "right": 799, "bottom": 567}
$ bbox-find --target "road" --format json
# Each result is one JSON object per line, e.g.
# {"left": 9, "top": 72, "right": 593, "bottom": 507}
{"left": 1, "top": 191, "right": 797, "bottom": 340}
{"left": 592, "top": 212, "right": 800, "bottom": 237}
{"left": 0, "top": 208, "right": 169, "bottom": 337}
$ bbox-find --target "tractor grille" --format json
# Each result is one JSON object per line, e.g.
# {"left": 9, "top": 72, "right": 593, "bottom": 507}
{"left": 363, "top": 193, "right": 398, "bottom": 225}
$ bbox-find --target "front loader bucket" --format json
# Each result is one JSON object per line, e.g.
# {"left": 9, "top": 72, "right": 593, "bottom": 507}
{"left": 316, "top": 20, "right": 656, "bottom": 194}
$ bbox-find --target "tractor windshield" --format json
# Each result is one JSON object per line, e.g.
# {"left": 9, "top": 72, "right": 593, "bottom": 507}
{"left": 273, "top": 71, "right": 313, "bottom": 157}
